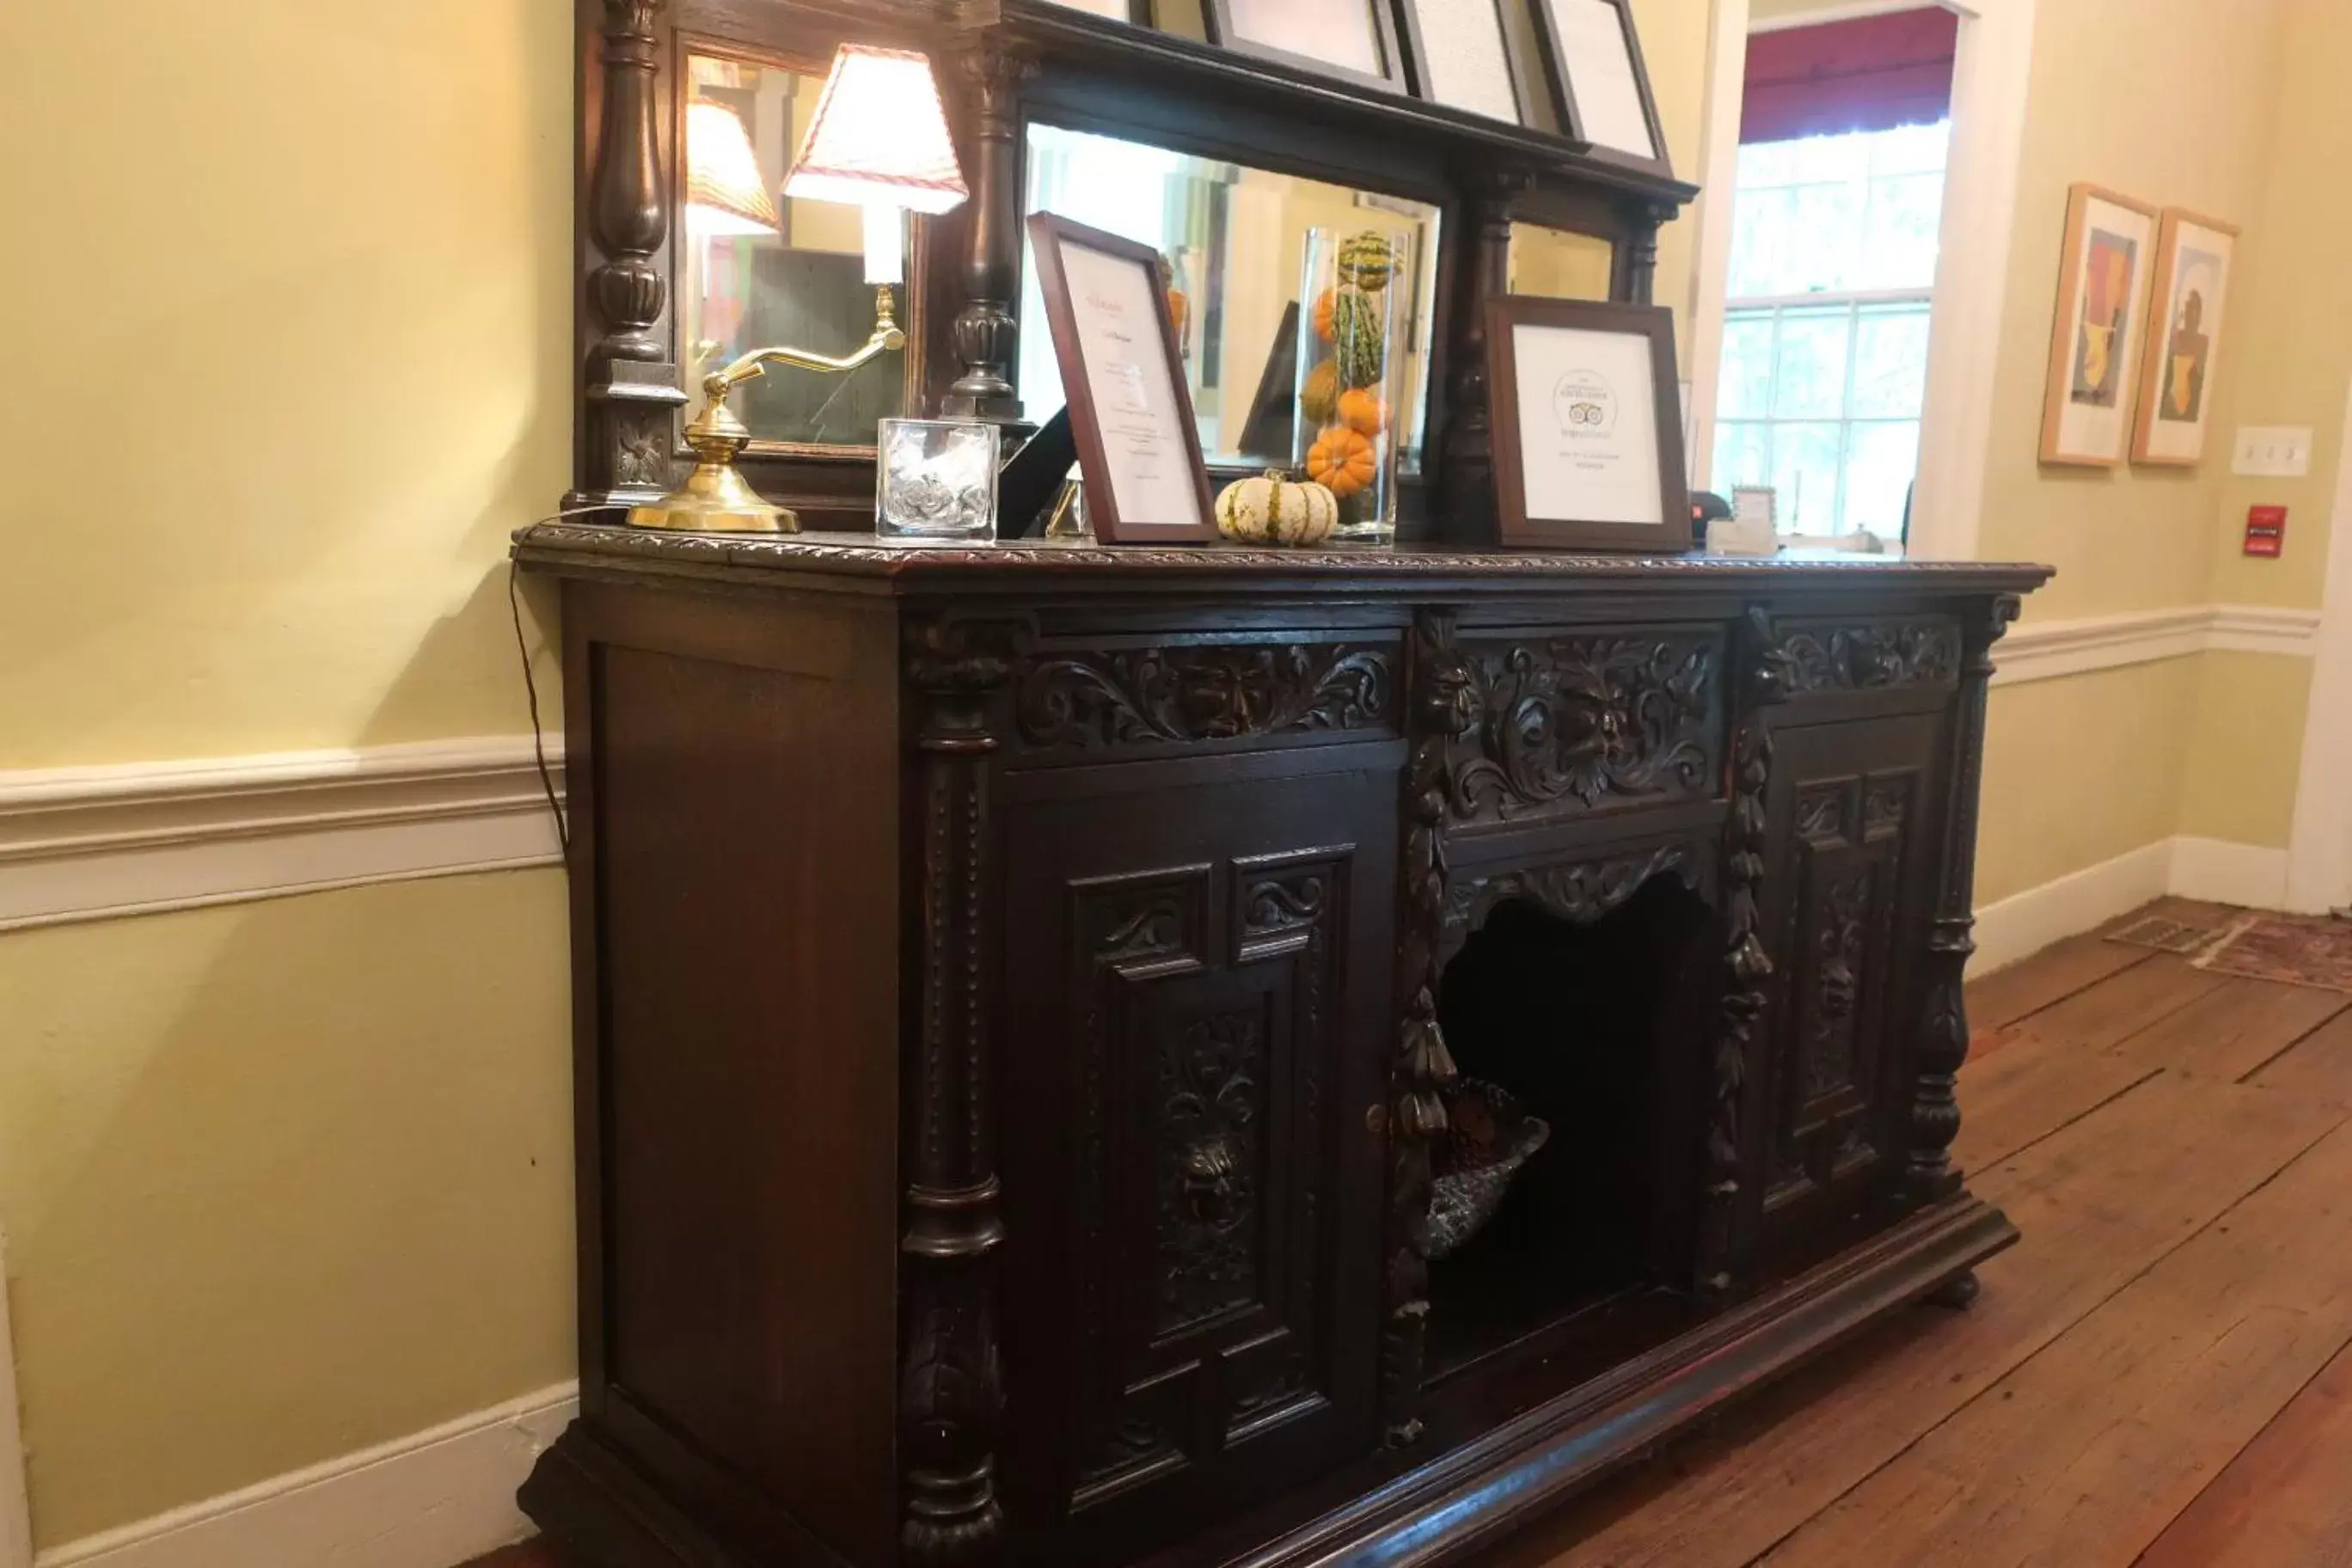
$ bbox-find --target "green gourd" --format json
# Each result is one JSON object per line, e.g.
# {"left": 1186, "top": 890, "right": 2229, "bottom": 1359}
{"left": 1328, "top": 291, "right": 1387, "bottom": 390}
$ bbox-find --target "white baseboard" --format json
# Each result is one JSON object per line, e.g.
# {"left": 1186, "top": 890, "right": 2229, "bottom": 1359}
{"left": 36, "top": 1385, "right": 577, "bottom": 1568}
{"left": 0, "top": 738, "right": 567, "bottom": 932}
{"left": 1971, "top": 835, "right": 2295, "bottom": 977}
{"left": 2169, "top": 836, "right": 2292, "bottom": 910}
{"left": 1970, "top": 839, "right": 2177, "bottom": 977}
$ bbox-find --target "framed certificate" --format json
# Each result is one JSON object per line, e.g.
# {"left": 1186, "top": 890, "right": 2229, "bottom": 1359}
{"left": 1202, "top": 0, "right": 1409, "bottom": 94}
{"left": 1485, "top": 296, "right": 1693, "bottom": 552}
{"left": 1529, "top": 0, "right": 1671, "bottom": 175}
{"left": 1026, "top": 213, "right": 1218, "bottom": 544}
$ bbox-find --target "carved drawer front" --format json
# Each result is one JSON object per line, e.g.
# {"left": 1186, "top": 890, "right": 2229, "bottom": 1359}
{"left": 1757, "top": 715, "right": 1941, "bottom": 1246}
{"left": 1443, "top": 627, "right": 1725, "bottom": 829}
{"left": 1767, "top": 616, "right": 1962, "bottom": 701}
{"left": 999, "top": 768, "right": 1393, "bottom": 1551}
{"left": 1011, "top": 635, "right": 1400, "bottom": 759}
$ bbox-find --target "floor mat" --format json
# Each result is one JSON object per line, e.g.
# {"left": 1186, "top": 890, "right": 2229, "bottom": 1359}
{"left": 2194, "top": 914, "right": 2352, "bottom": 993}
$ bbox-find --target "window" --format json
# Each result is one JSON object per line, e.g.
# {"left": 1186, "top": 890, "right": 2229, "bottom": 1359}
{"left": 1712, "top": 119, "right": 1949, "bottom": 539}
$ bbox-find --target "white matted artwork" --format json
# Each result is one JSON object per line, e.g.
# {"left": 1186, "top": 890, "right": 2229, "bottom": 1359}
{"left": 2038, "top": 184, "right": 2158, "bottom": 467}
{"left": 1537, "top": 0, "right": 1657, "bottom": 162}
{"left": 1511, "top": 323, "right": 1666, "bottom": 525}
{"left": 1040, "top": 0, "right": 1133, "bottom": 15}
{"left": 2133, "top": 209, "right": 2239, "bottom": 468}
{"left": 1222, "top": 0, "right": 1388, "bottom": 79}
{"left": 1402, "top": 0, "right": 1522, "bottom": 123}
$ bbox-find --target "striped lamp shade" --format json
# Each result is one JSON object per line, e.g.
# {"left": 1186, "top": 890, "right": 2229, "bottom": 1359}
{"left": 782, "top": 46, "right": 969, "bottom": 215}
{"left": 685, "top": 101, "right": 781, "bottom": 236}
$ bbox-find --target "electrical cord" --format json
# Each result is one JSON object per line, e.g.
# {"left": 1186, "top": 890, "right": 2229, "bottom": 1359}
{"left": 508, "top": 509, "right": 616, "bottom": 855}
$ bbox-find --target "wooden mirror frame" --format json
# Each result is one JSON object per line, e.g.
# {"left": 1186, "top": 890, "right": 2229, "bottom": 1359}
{"left": 568, "top": 0, "right": 1694, "bottom": 541}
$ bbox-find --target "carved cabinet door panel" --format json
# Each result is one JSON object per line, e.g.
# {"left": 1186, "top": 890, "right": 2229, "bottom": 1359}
{"left": 1753, "top": 713, "right": 1945, "bottom": 1259}
{"left": 996, "top": 754, "right": 1398, "bottom": 1560}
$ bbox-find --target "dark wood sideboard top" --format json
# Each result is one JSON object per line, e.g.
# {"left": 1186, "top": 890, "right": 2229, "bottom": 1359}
{"left": 512, "top": 524, "right": 2055, "bottom": 603}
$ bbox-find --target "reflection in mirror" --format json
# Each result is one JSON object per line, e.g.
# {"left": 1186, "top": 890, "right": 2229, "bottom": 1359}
{"left": 1019, "top": 124, "right": 1442, "bottom": 477}
{"left": 1508, "top": 224, "right": 1615, "bottom": 300}
{"left": 682, "top": 54, "right": 908, "bottom": 450}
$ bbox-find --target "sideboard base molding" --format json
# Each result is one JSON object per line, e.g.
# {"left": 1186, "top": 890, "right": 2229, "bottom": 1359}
{"left": 522, "top": 1197, "right": 2016, "bottom": 1568}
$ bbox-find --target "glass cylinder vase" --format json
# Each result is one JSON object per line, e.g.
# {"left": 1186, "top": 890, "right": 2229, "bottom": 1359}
{"left": 1294, "top": 224, "right": 1414, "bottom": 545}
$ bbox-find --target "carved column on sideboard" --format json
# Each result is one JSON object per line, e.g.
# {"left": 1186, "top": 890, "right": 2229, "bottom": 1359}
{"left": 1909, "top": 594, "right": 2023, "bottom": 1204}
{"left": 940, "top": 46, "right": 1033, "bottom": 426}
{"left": 1380, "top": 609, "right": 1473, "bottom": 1444}
{"left": 1696, "top": 607, "right": 1793, "bottom": 1302}
{"left": 1434, "top": 171, "right": 1528, "bottom": 545}
{"left": 899, "top": 614, "right": 1031, "bottom": 1565}
{"left": 575, "top": 0, "right": 689, "bottom": 511}
{"left": 1622, "top": 199, "right": 1675, "bottom": 305}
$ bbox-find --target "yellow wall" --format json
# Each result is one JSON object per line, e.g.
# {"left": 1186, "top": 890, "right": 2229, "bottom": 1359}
{"left": 0, "top": 0, "right": 570, "bottom": 770}
{"left": 0, "top": 874, "right": 576, "bottom": 1543}
{"left": 0, "top": 0, "right": 578, "bottom": 1549}
{"left": 1632, "top": 0, "right": 1712, "bottom": 374}
{"left": 1965, "top": 0, "right": 2309, "bottom": 879}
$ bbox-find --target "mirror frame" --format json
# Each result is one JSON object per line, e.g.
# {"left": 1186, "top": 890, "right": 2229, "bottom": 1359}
{"left": 568, "top": 0, "right": 1695, "bottom": 540}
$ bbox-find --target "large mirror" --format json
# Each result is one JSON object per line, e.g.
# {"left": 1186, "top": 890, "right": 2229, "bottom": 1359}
{"left": 1019, "top": 124, "right": 1444, "bottom": 476}
{"left": 1509, "top": 224, "right": 1614, "bottom": 299}
{"left": 680, "top": 53, "right": 914, "bottom": 450}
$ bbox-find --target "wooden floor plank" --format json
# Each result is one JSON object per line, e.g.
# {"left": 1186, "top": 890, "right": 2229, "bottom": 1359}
{"left": 2007, "top": 954, "right": 2230, "bottom": 1054}
{"left": 1759, "top": 1118, "right": 2352, "bottom": 1568}
{"left": 2134, "top": 1336, "right": 2352, "bottom": 1568}
{"left": 1479, "top": 1073, "right": 2343, "bottom": 1568}
{"left": 2108, "top": 976, "right": 2349, "bottom": 1081}
{"left": 1951, "top": 1024, "right": 2160, "bottom": 1173}
{"left": 2249, "top": 1009, "right": 2352, "bottom": 1107}
{"left": 1967, "top": 933, "right": 2154, "bottom": 1033}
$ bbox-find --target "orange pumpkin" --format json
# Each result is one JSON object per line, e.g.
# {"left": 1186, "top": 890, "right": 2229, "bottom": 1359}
{"left": 1306, "top": 426, "right": 1378, "bottom": 498}
{"left": 1313, "top": 286, "right": 1338, "bottom": 343}
{"left": 1337, "top": 389, "right": 1388, "bottom": 437}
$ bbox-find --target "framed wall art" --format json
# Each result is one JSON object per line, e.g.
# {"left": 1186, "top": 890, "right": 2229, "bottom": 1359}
{"left": 1528, "top": 0, "right": 1671, "bottom": 175}
{"left": 2039, "top": 183, "right": 2158, "bottom": 468}
{"left": 1202, "top": 0, "right": 1410, "bottom": 94}
{"left": 1393, "top": 0, "right": 1529, "bottom": 125}
{"left": 2132, "top": 208, "right": 2239, "bottom": 468}
{"left": 1486, "top": 296, "right": 1694, "bottom": 551}
{"left": 1026, "top": 212, "right": 1220, "bottom": 543}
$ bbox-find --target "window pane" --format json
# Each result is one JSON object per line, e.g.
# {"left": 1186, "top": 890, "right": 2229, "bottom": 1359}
{"left": 1784, "top": 180, "right": 1863, "bottom": 292}
{"left": 1855, "top": 172, "right": 1945, "bottom": 291}
{"left": 1728, "top": 187, "right": 1800, "bottom": 297}
{"left": 1869, "top": 119, "right": 1951, "bottom": 177}
{"left": 1785, "top": 134, "right": 1870, "bottom": 185}
{"left": 1850, "top": 303, "right": 1932, "bottom": 418}
{"left": 1736, "top": 138, "right": 1798, "bottom": 190}
{"left": 1773, "top": 308, "right": 1851, "bottom": 420}
{"left": 1718, "top": 312, "right": 1776, "bottom": 418}
{"left": 1844, "top": 420, "right": 1921, "bottom": 538}
{"left": 1712, "top": 420, "right": 1773, "bottom": 490}
{"left": 1773, "top": 421, "right": 1843, "bottom": 533}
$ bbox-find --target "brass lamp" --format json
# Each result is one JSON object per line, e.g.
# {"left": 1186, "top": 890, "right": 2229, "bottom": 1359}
{"left": 631, "top": 46, "right": 971, "bottom": 533}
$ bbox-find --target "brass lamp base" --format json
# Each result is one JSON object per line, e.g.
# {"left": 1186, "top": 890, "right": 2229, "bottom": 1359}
{"left": 627, "top": 397, "right": 799, "bottom": 534}
{"left": 626, "top": 455, "right": 800, "bottom": 533}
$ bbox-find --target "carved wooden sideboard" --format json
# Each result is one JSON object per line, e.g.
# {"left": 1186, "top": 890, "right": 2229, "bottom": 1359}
{"left": 513, "top": 526, "right": 2049, "bottom": 1568}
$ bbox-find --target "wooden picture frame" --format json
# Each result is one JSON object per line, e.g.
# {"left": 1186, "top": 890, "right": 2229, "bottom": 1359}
{"left": 1528, "top": 0, "right": 1673, "bottom": 177}
{"left": 1025, "top": 212, "right": 1220, "bottom": 544}
{"left": 1201, "top": 0, "right": 1412, "bottom": 95}
{"left": 2131, "top": 207, "right": 2240, "bottom": 469}
{"left": 1487, "top": 295, "right": 1692, "bottom": 552}
{"left": 1391, "top": 0, "right": 1531, "bottom": 126}
{"left": 2038, "top": 183, "right": 2158, "bottom": 468}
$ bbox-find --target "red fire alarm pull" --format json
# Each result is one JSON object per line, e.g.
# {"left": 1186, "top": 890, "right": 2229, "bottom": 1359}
{"left": 2245, "top": 505, "right": 2288, "bottom": 558}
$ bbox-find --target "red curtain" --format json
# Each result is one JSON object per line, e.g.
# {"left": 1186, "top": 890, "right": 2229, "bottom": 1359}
{"left": 1742, "top": 8, "right": 1959, "bottom": 145}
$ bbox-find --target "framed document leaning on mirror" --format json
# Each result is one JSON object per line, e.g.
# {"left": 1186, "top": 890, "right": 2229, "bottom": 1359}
{"left": 1486, "top": 297, "right": 1693, "bottom": 552}
{"left": 1026, "top": 214, "right": 1219, "bottom": 544}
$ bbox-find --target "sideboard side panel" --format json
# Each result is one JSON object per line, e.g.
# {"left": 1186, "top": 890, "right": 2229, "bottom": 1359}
{"left": 579, "top": 583, "right": 905, "bottom": 1564}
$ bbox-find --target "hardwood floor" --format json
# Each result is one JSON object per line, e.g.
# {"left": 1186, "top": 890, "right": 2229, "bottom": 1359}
{"left": 462, "top": 902, "right": 2352, "bottom": 1568}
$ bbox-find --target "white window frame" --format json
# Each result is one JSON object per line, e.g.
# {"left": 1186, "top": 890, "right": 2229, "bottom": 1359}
{"left": 1684, "top": 0, "right": 2039, "bottom": 562}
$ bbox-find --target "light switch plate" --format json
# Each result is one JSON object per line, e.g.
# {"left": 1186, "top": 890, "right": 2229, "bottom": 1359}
{"left": 2233, "top": 426, "right": 2314, "bottom": 477}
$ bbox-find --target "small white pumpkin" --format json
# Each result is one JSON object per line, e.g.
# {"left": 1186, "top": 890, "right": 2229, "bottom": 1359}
{"left": 1215, "top": 471, "right": 1341, "bottom": 548}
